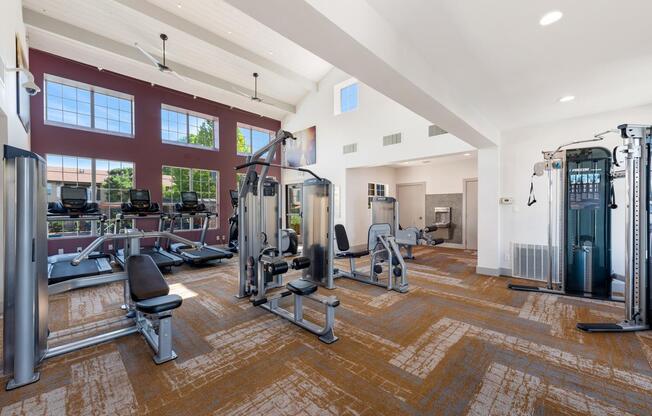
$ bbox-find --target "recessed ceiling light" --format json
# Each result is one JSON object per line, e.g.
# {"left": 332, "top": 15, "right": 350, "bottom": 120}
{"left": 97, "top": 66, "right": 103, "bottom": 71}
{"left": 464, "top": 153, "right": 471, "bottom": 156}
{"left": 539, "top": 10, "right": 563, "bottom": 26}
{"left": 422, "top": 160, "right": 430, "bottom": 164}
{"left": 559, "top": 95, "right": 575, "bottom": 103}
{"left": 177, "top": 3, "right": 182, "bottom": 8}
{"left": 227, "top": 31, "right": 233, "bottom": 35}
{"left": 268, "top": 51, "right": 273, "bottom": 55}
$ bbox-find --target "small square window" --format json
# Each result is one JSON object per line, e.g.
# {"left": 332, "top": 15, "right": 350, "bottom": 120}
{"left": 340, "top": 83, "right": 358, "bottom": 113}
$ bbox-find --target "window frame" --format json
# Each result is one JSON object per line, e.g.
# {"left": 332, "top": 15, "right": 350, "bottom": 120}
{"left": 236, "top": 123, "right": 274, "bottom": 156}
{"left": 333, "top": 78, "right": 359, "bottom": 115}
{"left": 367, "top": 182, "right": 387, "bottom": 209}
{"left": 161, "top": 165, "right": 221, "bottom": 231}
{"left": 43, "top": 74, "right": 135, "bottom": 138}
{"left": 46, "top": 154, "right": 135, "bottom": 239}
{"left": 160, "top": 104, "right": 219, "bottom": 150}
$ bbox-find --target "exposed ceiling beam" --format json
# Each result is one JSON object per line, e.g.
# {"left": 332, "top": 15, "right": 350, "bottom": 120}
{"left": 225, "top": 0, "right": 498, "bottom": 148}
{"left": 23, "top": 8, "right": 295, "bottom": 114}
{"left": 112, "top": 0, "right": 317, "bottom": 92}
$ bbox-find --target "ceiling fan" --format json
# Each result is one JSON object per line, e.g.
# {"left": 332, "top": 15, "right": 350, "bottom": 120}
{"left": 233, "top": 72, "right": 263, "bottom": 102}
{"left": 134, "top": 34, "right": 184, "bottom": 81}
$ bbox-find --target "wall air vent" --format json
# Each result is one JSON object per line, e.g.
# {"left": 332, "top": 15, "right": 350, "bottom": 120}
{"left": 383, "top": 133, "right": 402, "bottom": 146}
{"left": 511, "top": 242, "right": 551, "bottom": 280}
{"left": 429, "top": 125, "right": 447, "bottom": 137}
{"left": 343, "top": 143, "right": 358, "bottom": 154}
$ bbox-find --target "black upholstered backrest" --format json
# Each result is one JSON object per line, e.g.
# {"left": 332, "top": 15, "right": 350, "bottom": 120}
{"left": 127, "top": 255, "right": 169, "bottom": 302}
{"left": 334, "top": 224, "right": 350, "bottom": 252}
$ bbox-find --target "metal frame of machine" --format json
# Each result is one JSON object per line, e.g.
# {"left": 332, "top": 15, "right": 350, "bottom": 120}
{"left": 578, "top": 124, "right": 651, "bottom": 332}
{"left": 371, "top": 196, "right": 443, "bottom": 259}
{"left": 507, "top": 135, "right": 618, "bottom": 301}
{"left": 2, "top": 145, "right": 196, "bottom": 389}
{"left": 235, "top": 130, "right": 339, "bottom": 344}
{"left": 334, "top": 223, "right": 409, "bottom": 293}
{"left": 114, "top": 189, "right": 184, "bottom": 270}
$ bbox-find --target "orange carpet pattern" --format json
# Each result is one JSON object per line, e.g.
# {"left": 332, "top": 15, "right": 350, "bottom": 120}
{"left": 1, "top": 247, "right": 651, "bottom": 415}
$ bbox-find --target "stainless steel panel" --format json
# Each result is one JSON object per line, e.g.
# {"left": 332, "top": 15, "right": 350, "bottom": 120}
{"left": 301, "top": 179, "right": 333, "bottom": 287}
{"left": 371, "top": 197, "right": 397, "bottom": 235}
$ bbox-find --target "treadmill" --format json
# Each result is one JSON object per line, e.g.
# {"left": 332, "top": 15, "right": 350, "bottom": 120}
{"left": 47, "top": 186, "right": 113, "bottom": 284}
{"left": 115, "top": 189, "right": 184, "bottom": 270}
{"left": 169, "top": 191, "right": 233, "bottom": 265}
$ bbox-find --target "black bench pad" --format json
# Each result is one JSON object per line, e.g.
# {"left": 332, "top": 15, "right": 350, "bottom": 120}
{"left": 127, "top": 255, "right": 169, "bottom": 301}
{"left": 136, "top": 294, "right": 183, "bottom": 314}
{"left": 336, "top": 250, "right": 369, "bottom": 259}
{"left": 286, "top": 279, "right": 318, "bottom": 296}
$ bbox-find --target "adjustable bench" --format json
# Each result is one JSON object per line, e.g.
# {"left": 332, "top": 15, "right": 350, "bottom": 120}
{"left": 127, "top": 255, "right": 183, "bottom": 364}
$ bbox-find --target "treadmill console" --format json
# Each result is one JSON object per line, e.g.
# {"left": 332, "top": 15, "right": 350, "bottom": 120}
{"left": 48, "top": 186, "right": 99, "bottom": 215}
{"left": 122, "top": 189, "right": 160, "bottom": 214}
{"left": 176, "top": 191, "right": 207, "bottom": 213}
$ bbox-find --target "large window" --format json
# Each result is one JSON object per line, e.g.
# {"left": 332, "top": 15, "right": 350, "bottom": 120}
{"left": 161, "top": 105, "right": 217, "bottom": 149}
{"left": 46, "top": 154, "right": 134, "bottom": 238}
{"left": 162, "top": 166, "right": 219, "bottom": 230}
{"left": 334, "top": 79, "right": 359, "bottom": 115}
{"left": 236, "top": 123, "right": 273, "bottom": 156}
{"left": 367, "top": 182, "right": 386, "bottom": 209}
{"left": 44, "top": 74, "right": 134, "bottom": 136}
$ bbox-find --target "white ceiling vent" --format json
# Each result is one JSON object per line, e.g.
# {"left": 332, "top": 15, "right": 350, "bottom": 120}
{"left": 383, "top": 133, "right": 402, "bottom": 146}
{"left": 343, "top": 143, "right": 358, "bottom": 154}
{"left": 428, "top": 125, "right": 447, "bottom": 137}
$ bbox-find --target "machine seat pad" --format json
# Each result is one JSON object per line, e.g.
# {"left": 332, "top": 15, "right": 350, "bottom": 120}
{"left": 286, "top": 279, "right": 318, "bottom": 296}
{"left": 135, "top": 294, "right": 183, "bottom": 314}
{"left": 336, "top": 250, "right": 369, "bottom": 259}
{"left": 127, "top": 255, "right": 169, "bottom": 301}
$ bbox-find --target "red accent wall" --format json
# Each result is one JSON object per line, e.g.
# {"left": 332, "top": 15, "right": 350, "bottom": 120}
{"left": 29, "top": 49, "right": 281, "bottom": 254}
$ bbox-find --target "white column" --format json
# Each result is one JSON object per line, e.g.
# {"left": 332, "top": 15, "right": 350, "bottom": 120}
{"left": 476, "top": 147, "right": 501, "bottom": 276}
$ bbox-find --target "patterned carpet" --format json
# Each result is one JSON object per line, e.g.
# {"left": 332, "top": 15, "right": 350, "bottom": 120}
{"left": 1, "top": 246, "right": 651, "bottom": 415}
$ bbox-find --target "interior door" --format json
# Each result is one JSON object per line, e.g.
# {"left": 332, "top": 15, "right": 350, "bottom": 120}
{"left": 285, "top": 183, "right": 302, "bottom": 237}
{"left": 397, "top": 183, "right": 425, "bottom": 228}
{"left": 464, "top": 179, "right": 478, "bottom": 250}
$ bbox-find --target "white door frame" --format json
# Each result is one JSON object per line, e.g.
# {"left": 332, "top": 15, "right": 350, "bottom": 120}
{"left": 462, "top": 177, "right": 478, "bottom": 249}
{"left": 396, "top": 181, "right": 427, "bottom": 226}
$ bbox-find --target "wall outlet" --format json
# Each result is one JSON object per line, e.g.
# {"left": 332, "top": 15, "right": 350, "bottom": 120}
{"left": 504, "top": 253, "right": 510, "bottom": 262}
{"left": 108, "top": 244, "right": 113, "bottom": 250}
{"left": 58, "top": 248, "right": 64, "bottom": 255}
{"left": 77, "top": 247, "right": 82, "bottom": 253}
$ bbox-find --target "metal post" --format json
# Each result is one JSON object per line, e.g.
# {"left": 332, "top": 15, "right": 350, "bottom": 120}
{"left": 294, "top": 295, "right": 303, "bottom": 322}
{"left": 154, "top": 317, "right": 175, "bottom": 364}
{"left": 7, "top": 157, "right": 40, "bottom": 390}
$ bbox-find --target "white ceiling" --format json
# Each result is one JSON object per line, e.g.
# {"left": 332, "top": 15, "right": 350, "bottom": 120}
{"left": 388, "top": 151, "right": 476, "bottom": 169}
{"left": 22, "top": 0, "right": 333, "bottom": 119}
{"left": 367, "top": 0, "right": 652, "bottom": 131}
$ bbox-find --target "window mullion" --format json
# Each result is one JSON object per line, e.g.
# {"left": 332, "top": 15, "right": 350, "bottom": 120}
{"left": 90, "top": 89, "right": 95, "bottom": 129}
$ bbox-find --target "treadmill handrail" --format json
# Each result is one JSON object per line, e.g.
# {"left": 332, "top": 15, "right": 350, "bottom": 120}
{"left": 72, "top": 231, "right": 201, "bottom": 265}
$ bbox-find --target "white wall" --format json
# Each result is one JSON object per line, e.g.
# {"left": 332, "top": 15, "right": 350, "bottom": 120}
{"left": 500, "top": 104, "right": 652, "bottom": 277}
{"left": 394, "top": 156, "right": 477, "bottom": 194}
{"left": 0, "top": 0, "right": 29, "bottom": 309}
{"left": 282, "top": 67, "right": 474, "bottom": 239}
{"left": 345, "top": 166, "right": 397, "bottom": 246}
